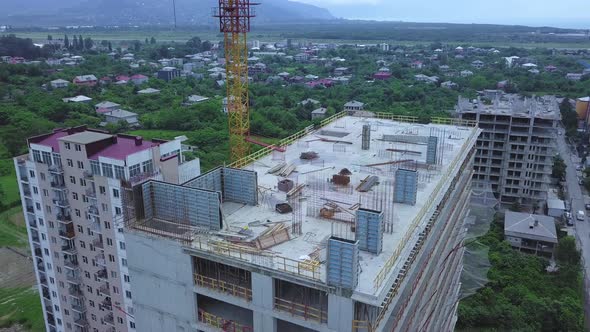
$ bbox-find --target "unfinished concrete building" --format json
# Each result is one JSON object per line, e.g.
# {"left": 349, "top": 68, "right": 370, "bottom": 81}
{"left": 456, "top": 94, "right": 560, "bottom": 205}
{"left": 13, "top": 126, "right": 200, "bottom": 332}
{"left": 123, "top": 113, "right": 480, "bottom": 332}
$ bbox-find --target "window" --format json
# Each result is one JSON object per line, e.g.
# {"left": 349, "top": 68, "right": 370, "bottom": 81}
{"left": 75, "top": 209, "right": 81, "bottom": 217}
{"left": 57, "top": 318, "right": 62, "bottom": 326}
{"left": 114, "top": 165, "right": 125, "bottom": 180}
{"left": 32, "top": 150, "right": 42, "bottom": 163}
{"left": 47, "top": 262, "right": 51, "bottom": 270}
{"left": 129, "top": 164, "right": 141, "bottom": 177}
{"left": 77, "top": 161, "right": 84, "bottom": 169}
{"left": 102, "top": 203, "right": 108, "bottom": 212}
{"left": 52, "top": 290, "right": 57, "bottom": 297}
{"left": 89, "top": 300, "right": 94, "bottom": 308}
{"left": 42, "top": 189, "right": 48, "bottom": 196}
{"left": 48, "top": 221, "right": 53, "bottom": 228}
{"left": 124, "top": 275, "right": 130, "bottom": 283}
{"left": 125, "top": 290, "right": 132, "bottom": 299}
{"left": 29, "top": 170, "right": 35, "bottom": 178}
{"left": 104, "top": 221, "right": 111, "bottom": 229}
{"left": 64, "top": 309, "right": 69, "bottom": 316}
{"left": 33, "top": 186, "right": 38, "bottom": 194}
{"left": 40, "top": 173, "right": 45, "bottom": 181}
{"left": 77, "top": 225, "right": 83, "bottom": 232}
{"left": 39, "top": 218, "right": 44, "bottom": 226}
{"left": 64, "top": 142, "right": 71, "bottom": 150}
{"left": 87, "top": 285, "right": 92, "bottom": 293}
{"left": 45, "top": 205, "right": 51, "bottom": 213}
{"left": 80, "top": 178, "right": 86, "bottom": 187}
{"left": 99, "top": 186, "right": 106, "bottom": 195}
{"left": 113, "top": 189, "right": 120, "bottom": 198}
{"left": 42, "top": 151, "right": 52, "bottom": 165}
{"left": 142, "top": 160, "right": 154, "bottom": 174}
{"left": 80, "top": 241, "right": 86, "bottom": 249}
{"left": 122, "top": 258, "right": 127, "bottom": 267}
{"left": 130, "top": 321, "right": 136, "bottom": 329}
{"left": 44, "top": 248, "right": 50, "bottom": 255}
{"left": 72, "top": 192, "right": 78, "bottom": 200}
{"left": 56, "top": 266, "right": 61, "bottom": 273}
{"left": 91, "top": 314, "right": 96, "bottom": 321}
{"left": 90, "top": 160, "right": 101, "bottom": 176}
{"left": 82, "top": 195, "right": 88, "bottom": 203}
{"left": 51, "top": 237, "right": 56, "bottom": 244}
{"left": 53, "top": 154, "right": 62, "bottom": 166}
{"left": 84, "top": 271, "right": 90, "bottom": 278}
{"left": 111, "top": 271, "right": 117, "bottom": 278}
{"left": 66, "top": 159, "right": 73, "bottom": 167}
{"left": 54, "top": 304, "right": 59, "bottom": 312}
{"left": 82, "top": 256, "right": 88, "bottom": 264}
{"left": 119, "top": 241, "right": 125, "bottom": 250}
{"left": 50, "top": 277, "right": 54, "bottom": 284}
{"left": 108, "top": 254, "right": 115, "bottom": 262}
{"left": 69, "top": 176, "right": 76, "bottom": 184}
{"left": 59, "top": 281, "right": 64, "bottom": 288}
{"left": 41, "top": 233, "right": 46, "bottom": 241}
{"left": 113, "top": 286, "right": 119, "bottom": 294}
{"left": 106, "top": 238, "right": 113, "bottom": 246}
{"left": 35, "top": 202, "right": 41, "bottom": 210}
{"left": 115, "top": 207, "right": 122, "bottom": 215}
{"left": 75, "top": 144, "right": 81, "bottom": 151}
{"left": 101, "top": 163, "right": 114, "bottom": 178}
{"left": 117, "top": 317, "right": 124, "bottom": 324}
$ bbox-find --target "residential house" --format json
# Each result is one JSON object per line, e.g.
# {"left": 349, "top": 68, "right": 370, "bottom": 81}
{"left": 137, "top": 88, "right": 160, "bottom": 95}
{"left": 157, "top": 67, "right": 182, "bottom": 82}
{"left": 130, "top": 74, "right": 149, "bottom": 85}
{"left": 471, "top": 60, "right": 485, "bottom": 69}
{"left": 277, "top": 72, "right": 291, "bottom": 80}
{"left": 410, "top": 61, "right": 423, "bottom": 69}
{"left": 50, "top": 79, "right": 69, "bottom": 89}
{"left": 184, "top": 95, "right": 210, "bottom": 105}
{"left": 344, "top": 100, "right": 364, "bottom": 114}
{"left": 441, "top": 81, "right": 458, "bottom": 89}
{"left": 566, "top": 73, "right": 583, "bottom": 81}
{"left": 99, "top": 76, "right": 112, "bottom": 85}
{"left": 460, "top": 70, "right": 474, "bottom": 77}
{"left": 73, "top": 74, "right": 98, "bottom": 86}
{"left": 305, "top": 74, "right": 319, "bottom": 81}
{"left": 248, "top": 62, "right": 267, "bottom": 75}
{"left": 334, "top": 67, "right": 349, "bottom": 76}
{"left": 299, "top": 98, "right": 320, "bottom": 107}
{"left": 504, "top": 211, "right": 557, "bottom": 256}
{"left": 439, "top": 65, "right": 450, "bottom": 72}
{"left": 374, "top": 71, "right": 392, "bottom": 80}
{"left": 94, "top": 101, "right": 121, "bottom": 112}
{"left": 62, "top": 95, "right": 92, "bottom": 103}
{"left": 294, "top": 53, "right": 309, "bottom": 62}
{"left": 311, "top": 107, "right": 328, "bottom": 120}
{"left": 414, "top": 74, "right": 439, "bottom": 84}
{"left": 104, "top": 109, "right": 139, "bottom": 127}
{"left": 547, "top": 199, "right": 565, "bottom": 218}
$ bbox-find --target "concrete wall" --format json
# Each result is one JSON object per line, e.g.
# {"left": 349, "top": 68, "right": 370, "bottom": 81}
{"left": 126, "top": 232, "right": 196, "bottom": 332}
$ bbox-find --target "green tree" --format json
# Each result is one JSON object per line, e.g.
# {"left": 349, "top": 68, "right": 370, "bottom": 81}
{"left": 150, "top": 37, "right": 156, "bottom": 44}
{"left": 84, "top": 37, "right": 94, "bottom": 50}
{"left": 72, "top": 35, "right": 78, "bottom": 50}
{"left": 552, "top": 155, "right": 566, "bottom": 180}
{"left": 556, "top": 236, "right": 580, "bottom": 266}
{"left": 64, "top": 34, "right": 70, "bottom": 48}
{"left": 78, "top": 35, "right": 84, "bottom": 50}
{"left": 47, "top": 34, "right": 52, "bottom": 41}
{"left": 0, "top": 184, "right": 4, "bottom": 209}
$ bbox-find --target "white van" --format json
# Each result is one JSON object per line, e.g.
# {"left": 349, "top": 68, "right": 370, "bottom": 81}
{"left": 577, "top": 210, "right": 585, "bottom": 221}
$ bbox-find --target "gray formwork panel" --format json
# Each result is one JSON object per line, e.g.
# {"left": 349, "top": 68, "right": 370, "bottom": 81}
{"left": 355, "top": 208, "right": 384, "bottom": 254}
{"left": 142, "top": 181, "right": 222, "bottom": 230}
{"left": 381, "top": 135, "right": 429, "bottom": 145}
{"left": 327, "top": 237, "right": 359, "bottom": 289}
{"left": 394, "top": 169, "right": 418, "bottom": 205}
{"left": 223, "top": 167, "right": 258, "bottom": 206}
{"left": 426, "top": 136, "right": 438, "bottom": 165}
{"left": 183, "top": 167, "right": 223, "bottom": 193}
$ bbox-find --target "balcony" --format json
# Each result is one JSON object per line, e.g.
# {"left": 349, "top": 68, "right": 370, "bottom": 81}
{"left": 85, "top": 188, "right": 96, "bottom": 199}
{"left": 42, "top": 288, "right": 51, "bottom": 300}
{"left": 194, "top": 273, "right": 252, "bottom": 301}
{"left": 102, "top": 312, "right": 115, "bottom": 326}
{"left": 87, "top": 205, "right": 99, "bottom": 216}
{"left": 64, "top": 259, "right": 79, "bottom": 270}
{"left": 98, "top": 284, "right": 111, "bottom": 296}
{"left": 68, "top": 286, "right": 83, "bottom": 298}
{"left": 50, "top": 179, "right": 65, "bottom": 189}
{"left": 62, "top": 244, "right": 77, "bottom": 255}
{"left": 53, "top": 198, "right": 69, "bottom": 208}
{"left": 26, "top": 206, "right": 35, "bottom": 214}
{"left": 101, "top": 297, "right": 113, "bottom": 311}
{"left": 34, "top": 247, "right": 42, "bottom": 257}
{"left": 92, "top": 238, "right": 104, "bottom": 249}
{"left": 83, "top": 170, "right": 94, "bottom": 179}
{"left": 96, "top": 267, "right": 107, "bottom": 280}
{"left": 59, "top": 226, "right": 75, "bottom": 240}
{"left": 73, "top": 317, "right": 89, "bottom": 328}
{"left": 49, "top": 165, "right": 64, "bottom": 174}
{"left": 66, "top": 272, "right": 82, "bottom": 284}
{"left": 57, "top": 212, "right": 72, "bottom": 223}
{"left": 95, "top": 254, "right": 106, "bottom": 266}
{"left": 28, "top": 219, "right": 37, "bottom": 229}
{"left": 197, "top": 308, "right": 253, "bottom": 332}
{"left": 71, "top": 301, "right": 86, "bottom": 313}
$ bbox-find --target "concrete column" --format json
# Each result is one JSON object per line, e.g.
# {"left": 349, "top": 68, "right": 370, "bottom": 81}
{"left": 328, "top": 293, "right": 353, "bottom": 332}
{"left": 252, "top": 272, "right": 276, "bottom": 332}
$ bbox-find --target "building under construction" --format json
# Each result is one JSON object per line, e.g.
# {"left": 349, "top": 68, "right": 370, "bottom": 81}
{"left": 123, "top": 113, "right": 480, "bottom": 332}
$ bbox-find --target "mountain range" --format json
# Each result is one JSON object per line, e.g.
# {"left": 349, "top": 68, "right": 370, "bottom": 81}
{"left": 0, "top": 0, "right": 334, "bottom": 26}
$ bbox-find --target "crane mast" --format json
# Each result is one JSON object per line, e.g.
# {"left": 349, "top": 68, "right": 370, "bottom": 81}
{"left": 214, "top": 0, "right": 257, "bottom": 165}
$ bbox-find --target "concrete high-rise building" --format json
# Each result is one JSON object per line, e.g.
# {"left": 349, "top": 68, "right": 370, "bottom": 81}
{"left": 456, "top": 94, "right": 560, "bottom": 205}
{"left": 14, "top": 126, "right": 200, "bottom": 332}
{"left": 123, "top": 114, "right": 480, "bottom": 332}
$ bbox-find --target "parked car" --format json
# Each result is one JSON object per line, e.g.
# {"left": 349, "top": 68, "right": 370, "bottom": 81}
{"left": 577, "top": 210, "right": 585, "bottom": 221}
{"left": 586, "top": 204, "right": 590, "bottom": 211}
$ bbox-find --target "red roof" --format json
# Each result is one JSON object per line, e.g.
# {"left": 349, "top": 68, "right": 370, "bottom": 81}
{"left": 33, "top": 131, "right": 70, "bottom": 151}
{"left": 100, "top": 77, "right": 112, "bottom": 81}
{"left": 88, "top": 136, "right": 155, "bottom": 160}
{"left": 374, "top": 72, "right": 392, "bottom": 80}
{"left": 131, "top": 74, "right": 148, "bottom": 79}
{"left": 116, "top": 75, "right": 130, "bottom": 81}
{"left": 96, "top": 108, "right": 112, "bottom": 114}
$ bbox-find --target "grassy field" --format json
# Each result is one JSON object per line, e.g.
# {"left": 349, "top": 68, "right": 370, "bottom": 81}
{"left": 11, "top": 30, "right": 590, "bottom": 49}
{"left": 0, "top": 159, "right": 19, "bottom": 207}
{"left": 0, "top": 206, "right": 28, "bottom": 247}
{"left": 0, "top": 287, "right": 44, "bottom": 331}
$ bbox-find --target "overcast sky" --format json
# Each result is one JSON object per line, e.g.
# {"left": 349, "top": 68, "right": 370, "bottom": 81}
{"left": 292, "top": 0, "right": 589, "bottom": 28}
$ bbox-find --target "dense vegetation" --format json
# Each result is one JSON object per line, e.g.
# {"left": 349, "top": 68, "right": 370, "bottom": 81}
{"left": 457, "top": 219, "right": 584, "bottom": 331}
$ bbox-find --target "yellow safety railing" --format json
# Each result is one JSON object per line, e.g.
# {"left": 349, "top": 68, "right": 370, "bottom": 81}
{"left": 194, "top": 273, "right": 252, "bottom": 301}
{"left": 352, "top": 320, "right": 374, "bottom": 332}
{"left": 191, "top": 237, "right": 323, "bottom": 281}
{"left": 198, "top": 309, "right": 253, "bottom": 332}
{"left": 274, "top": 297, "right": 328, "bottom": 324}
{"left": 372, "top": 126, "right": 480, "bottom": 291}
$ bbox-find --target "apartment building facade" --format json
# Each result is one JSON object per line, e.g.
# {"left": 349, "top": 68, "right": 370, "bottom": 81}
{"left": 122, "top": 114, "right": 480, "bottom": 332}
{"left": 14, "top": 126, "right": 200, "bottom": 332}
{"left": 456, "top": 94, "right": 560, "bottom": 205}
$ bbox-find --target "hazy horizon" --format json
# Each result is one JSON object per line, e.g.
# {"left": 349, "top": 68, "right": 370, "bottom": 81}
{"left": 292, "top": 0, "right": 590, "bottom": 29}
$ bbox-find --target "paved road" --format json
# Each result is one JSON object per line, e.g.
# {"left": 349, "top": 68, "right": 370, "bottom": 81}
{"left": 556, "top": 132, "right": 590, "bottom": 329}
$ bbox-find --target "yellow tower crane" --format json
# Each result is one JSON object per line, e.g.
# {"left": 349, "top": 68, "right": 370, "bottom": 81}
{"left": 214, "top": 0, "right": 258, "bottom": 166}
